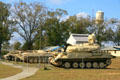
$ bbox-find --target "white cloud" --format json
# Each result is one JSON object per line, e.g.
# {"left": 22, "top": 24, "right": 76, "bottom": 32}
{"left": 61, "top": 16, "right": 70, "bottom": 21}
{"left": 61, "top": 12, "right": 89, "bottom": 21}
{"left": 76, "top": 12, "right": 89, "bottom": 18}
{"left": 48, "top": 0, "right": 70, "bottom": 5}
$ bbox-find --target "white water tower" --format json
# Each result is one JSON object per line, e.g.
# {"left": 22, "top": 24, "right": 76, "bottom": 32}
{"left": 95, "top": 11, "right": 104, "bottom": 24}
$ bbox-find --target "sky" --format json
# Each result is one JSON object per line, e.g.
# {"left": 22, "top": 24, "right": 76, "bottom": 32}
{"left": 0, "top": 0, "right": 120, "bottom": 45}
{"left": 0, "top": 0, "right": 120, "bottom": 19}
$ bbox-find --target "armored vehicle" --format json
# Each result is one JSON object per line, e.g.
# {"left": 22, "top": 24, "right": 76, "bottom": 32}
{"left": 49, "top": 34, "right": 116, "bottom": 69}
{"left": 4, "top": 50, "right": 52, "bottom": 63}
{"left": 49, "top": 44, "right": 115, "bottom": 69}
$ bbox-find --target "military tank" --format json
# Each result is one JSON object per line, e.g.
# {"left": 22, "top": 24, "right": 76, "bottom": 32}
{"left": 3, "top": 50, "right": 52, "bottom": 63}
{"left": 49, "top": 34, "right": 116, "bottom": 69}
{"left": 3, "top": 46, "right": 64, "bottom": 63}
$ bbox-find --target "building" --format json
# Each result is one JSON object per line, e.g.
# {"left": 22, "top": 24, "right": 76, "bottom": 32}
{"left": 67, "top": 33, "right": 89, "bottom": 45}
{"left": 101, "top": 46, "right": 120, "bottom": 57}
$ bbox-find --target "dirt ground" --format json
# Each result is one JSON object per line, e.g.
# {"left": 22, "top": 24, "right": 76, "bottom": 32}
{"left": 21, "top": 58, "right": 120, "bottom": 80}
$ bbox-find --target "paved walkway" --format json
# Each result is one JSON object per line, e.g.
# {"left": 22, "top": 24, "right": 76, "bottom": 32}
{"left": 0, "top": 62, "right": 39, "bottom": 80}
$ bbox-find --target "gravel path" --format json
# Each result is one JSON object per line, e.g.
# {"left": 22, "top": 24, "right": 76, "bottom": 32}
{"left": 0, "top": 62, "right": 39, "bottom": 80}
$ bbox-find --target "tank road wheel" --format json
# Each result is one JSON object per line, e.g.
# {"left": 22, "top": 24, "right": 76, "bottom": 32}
{"left": 106, "top": 59, "right": 111, "bottom": 65}
{"left": 33, "top": 58, "right": 35, "bottom": 63}
{"left": 64, "top": 62, "right": 71, "bottom": 69}
{"left": 72, "top": 62, "right": 79, "bottom": 68}
{"left": 86, "top": 62, "right": 92, "bottom": 68}
{"left": 79, "top": 62, "right": 85, "bottom": 68}
{"left": 29, "top": 59, "right": 32, "bottom": 63}
{"left": 34, "top": 58, "right": 38, "bottom": 63}
{"left": 29, "top": 58, "right": 33, "bottom": 63}
{"left": 93, "top": 62, "right": 98, "bottom": 68}
{"left": 56, "top": 61, "right": 62, "bottom": 67}
{"left": 99, "top": 62, "right": 105, "bottom": 69}
{"left": 30, "top": 58, "right": 34, "bottom": 63}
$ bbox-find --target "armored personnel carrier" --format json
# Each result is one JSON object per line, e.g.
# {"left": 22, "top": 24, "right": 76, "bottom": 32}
{"left": 49, "top": 34, "right": 116, "bottom": 69}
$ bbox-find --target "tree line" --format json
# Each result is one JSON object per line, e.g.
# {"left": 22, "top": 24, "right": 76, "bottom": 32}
{"left": 0, "top": 1, "right": 120, "bottom": 56}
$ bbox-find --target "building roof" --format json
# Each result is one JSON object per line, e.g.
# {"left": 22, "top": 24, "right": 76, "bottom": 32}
{"left": 101, "top": 46, "right": 120, "bottom": 51}
{"left": 71, "top": 34, "right": 88, "bottom": 42}
{"left": 114, "top": 46, "right": 120, "bottom": 48}
{"left": 113, "top": 46, "right": 120, "bottom": 50}
{"left": 43, "top": 46, "right": 58, "bottom": 51}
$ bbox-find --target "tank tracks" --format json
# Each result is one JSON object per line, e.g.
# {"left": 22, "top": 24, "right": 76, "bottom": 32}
{"left": 52, "top": 59, "right": 111, "bottom": 69}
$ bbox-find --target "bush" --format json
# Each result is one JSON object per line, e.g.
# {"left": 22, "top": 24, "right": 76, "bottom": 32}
{"left": 1, "top": 50, "right": 9, "bottom": 56}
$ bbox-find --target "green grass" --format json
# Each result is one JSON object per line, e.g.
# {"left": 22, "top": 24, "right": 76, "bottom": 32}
{"left": 21, "top": 58, "right": 120, "bottom": 80}
{"left": 0, "top": 62, "right": 22, "bottom": 78}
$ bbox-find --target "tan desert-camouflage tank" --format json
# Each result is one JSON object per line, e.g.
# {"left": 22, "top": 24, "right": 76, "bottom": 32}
{"left": 4, "top": 50, "right": 52, "bottom": 63}
{"left": 49, "top": 34, "right": 116, "bottom": 69}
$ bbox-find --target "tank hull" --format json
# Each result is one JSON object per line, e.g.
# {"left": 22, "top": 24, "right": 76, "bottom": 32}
{"left": 3, "top": 50, "right": 52, "bottom": 63}
{"left": 57, "top": 58, "right": 111, "bottom": 62}
{"left": 49, "top": 51, "right": 115, "bottom": 69}
{"left": 50, "top": 58, "right": 113, "bottom": 69}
